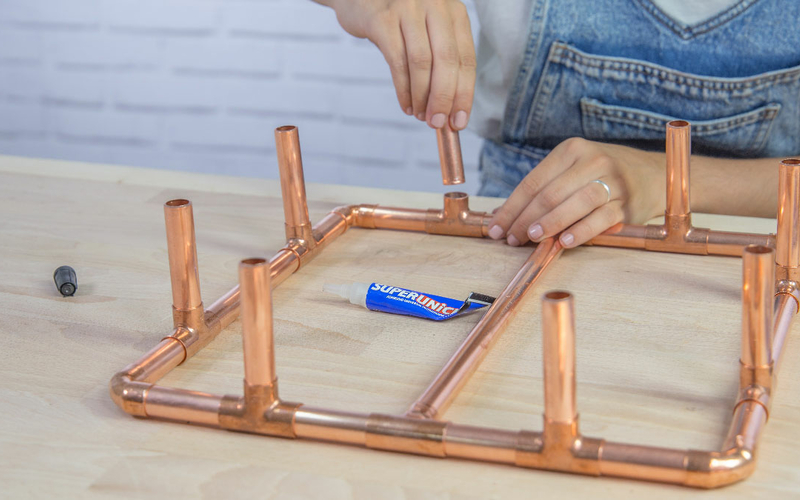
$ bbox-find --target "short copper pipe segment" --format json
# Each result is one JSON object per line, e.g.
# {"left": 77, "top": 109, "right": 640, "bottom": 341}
{"left": 443, "top": 424, "right": 520, "bottom": 464}
{"left": 741, "top": 246, "right": 775, "bottom": 369}
{"left": 541, "top": 291, "right": 577, "bottom": 425}
{"left": 294, "top": 406, "right": 369, "bottom": 445}
{"left": 143, "top": 385, "right": 222, "bottom": 426}
{"left": 164, "top": 199, "right": 202, "bottom": 312}
{"left": 587, "top": 223, "right": 647, "bottom": 249}
{"left": 772, "top": 286, "right": 799, "bottom": 372}
{"left": 275, "top": 125, "right": 314, "bottom": 245}
{"left": 406, "top": 238, "right": 563, "bottom": 419}
{"left": 665, "top": 120, "right": 691, "bottom": 219}
{"left": 777, "top": 158, "right": 800, "bottom": 281}
{"left": 436, "top": 124, "right": 465, "bottom": 185}
{"left": 239, "top": 258, "right": 276, "bottom": 387}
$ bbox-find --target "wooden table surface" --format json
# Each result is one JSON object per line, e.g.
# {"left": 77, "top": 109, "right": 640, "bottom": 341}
{"left": 1, "top": 155, "right": 798, "bottom": 499}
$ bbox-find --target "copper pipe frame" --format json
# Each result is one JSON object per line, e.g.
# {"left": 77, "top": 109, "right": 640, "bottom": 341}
{"left": 111, "top": 123, "right": 798, "bottom": 489}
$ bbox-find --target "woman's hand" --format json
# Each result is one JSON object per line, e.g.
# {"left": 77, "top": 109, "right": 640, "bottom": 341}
{"left": 487, "top": 138, "right": 667, "bottom": 248}
{"left": 314, "top": 0, "right": 476, "bottom": 131}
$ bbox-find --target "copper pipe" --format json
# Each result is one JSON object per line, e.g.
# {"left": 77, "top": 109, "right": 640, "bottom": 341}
{"left": 777, "top": 158, "right": 800, "bottom": 282}
{"left": 588, "top": 223, "right": 774, "bottom": 257}
{"left": 239, "top": 258, "right": 275, "bottom": 387}
{"left": 541, "top": 291, "right": 577, "bottom": 425}
{"left": 587, "top": 223, "right": 647, "bottom": 249}
{"left": 406, "top": 238, "right": 563, "bottom": 419}
{"left": 665, "top": 120, "right": 691, "bottom": 219}
{"left": 294, "top": 406, "right": 369, "bottom": 445}
{"left": 741, "top": 246, "right": 774, "bottom": 369}
{"left": 426, "top": 192, "right": 491, "bottom": 237}
{"left": 164, "top": 199, "right": 202, "bottom": 312}
{"left": 443, "top": 424, "right": 520, "bottom": 464}
{"left": 275, "top": 125, "right": 314, "bottom": 244}
{"left": 436, "top": 124, "right": 465, "bottom": 185}
{"left": 708, "top": 230, "right": 775, "bottom": 257}
{"left": 144, "top": 386, "right": 222, "bottom": 426}
{"left": 772, "top": 286, "right": 799, "bottom": 372}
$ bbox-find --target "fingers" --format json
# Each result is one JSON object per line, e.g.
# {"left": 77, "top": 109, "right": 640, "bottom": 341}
{"left": 424, "top": 3, "right": 459, "bottom": 128}
{"left": 487, "top": 140, "right": 578, "bottom": 241}
{"left": 369, "top": 13, "right": 412, "bottom": 115}
{"left": 400, "top": 8, "right": 433, "bottom": 121}
{"left": 521, "top": 177, "right": 617, "bottom": 244}
{"left": 449, "top": 2, "right": 475, "bottom": 130}
{"left": 559, "top": 201, "right": 625, "bottom": 248}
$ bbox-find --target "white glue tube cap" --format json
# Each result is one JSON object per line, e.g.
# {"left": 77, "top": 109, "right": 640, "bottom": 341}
{"left": 323, "top": 282, "right": 370, "bottom": 308}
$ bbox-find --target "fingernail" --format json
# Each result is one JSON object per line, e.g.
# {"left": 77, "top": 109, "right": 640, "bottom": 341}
{"left": 453, "top": 110, "right": 468, "bottom": 130}
{"left": 416, "top": 113, "right": 425, "bottom": 121}
{"left": 560, "top": 233, "right": 574, "bottom": 247}
{"left": 405, "top": 107, "right": 413, "bottom": 116}
{"left": 507, "top": 234, "right": 520, "bottom": 247}
{"left": 527, "top": 224, "right": 543, "bottom": 241}
{"left": 488, "top": 225, "right": 504, "bottom": 240}
{"left": 431, "top": 113, "right": 446, "bottom": 128}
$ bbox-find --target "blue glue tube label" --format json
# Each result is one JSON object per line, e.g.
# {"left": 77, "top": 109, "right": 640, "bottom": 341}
{"left": 365, "top": 283, "right": 492, "bottom": 321}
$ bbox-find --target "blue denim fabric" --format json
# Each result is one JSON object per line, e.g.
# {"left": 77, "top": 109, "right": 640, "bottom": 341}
{"left": 479, "top": 0, "right": 800, "bottom": 198}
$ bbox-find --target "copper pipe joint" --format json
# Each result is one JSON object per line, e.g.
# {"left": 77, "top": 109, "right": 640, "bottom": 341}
{"left": 665, "top": 120, "right": 690, "bottom": 218}
{"left": 741, "top": 246, "right": 774, "bottom": 370}
{"left": 436, "top": 125, "right": 465, "bottom": 185}
{"left": 541, "top": 291, "right": 577, "bottom": 425}
{"left": 275, "top": 125, "right": 314, "bottom": 245}
{"left": 425, "top": 192, "right": 490, "bottom": 237}
{"left": 776, "top": 158, "right": 800, "bottom": 282}
{"left": 164, "top": 199, "right": 202, "bottom": 312}
{"left": 239, "top": 257, "right": 276, "bottom": 387}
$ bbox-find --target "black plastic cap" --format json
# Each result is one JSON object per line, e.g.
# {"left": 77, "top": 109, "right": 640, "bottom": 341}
{"left": 54, "top": 265, "right": 77, "bottom": 297}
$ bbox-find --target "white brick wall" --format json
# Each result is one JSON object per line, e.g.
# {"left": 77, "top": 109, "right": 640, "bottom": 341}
{"left": 0, "top": 0, "right": 484, "bottom": 194}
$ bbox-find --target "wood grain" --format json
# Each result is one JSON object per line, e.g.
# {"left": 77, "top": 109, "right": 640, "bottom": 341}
{"left": 1, "top": 155, "right": 798, "bottom": 499}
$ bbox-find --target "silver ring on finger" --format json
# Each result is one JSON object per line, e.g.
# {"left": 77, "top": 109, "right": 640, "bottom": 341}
{"left": 591, "top": 179, "right": 611, "bottom": 204}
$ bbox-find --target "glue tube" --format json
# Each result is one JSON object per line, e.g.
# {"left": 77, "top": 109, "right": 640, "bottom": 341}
{"left": 323, "top": 282, "right": 495, "bottom": 321}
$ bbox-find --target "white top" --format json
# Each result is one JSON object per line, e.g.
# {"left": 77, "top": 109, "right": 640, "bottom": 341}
{"left": 470, "top": 0, "right": 741, "bottom": 140}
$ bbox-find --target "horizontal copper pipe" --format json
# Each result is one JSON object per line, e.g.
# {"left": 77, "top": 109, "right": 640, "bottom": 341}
{"left": 436, "top": 125, "right": 465, "bottom": 185}
{"left": 117, "top": 382, "right": 772, "bottom": 488}
{"left": 144, "top": 385, "right": 222, "bottom": 426}
{"left": 406, "top": 238, "right": 563, "bottom": 419}
{"left": 587, "top": 223, "right": 774, "bottom": 257}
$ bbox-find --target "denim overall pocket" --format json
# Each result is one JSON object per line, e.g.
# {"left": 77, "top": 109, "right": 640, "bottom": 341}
{"left": 524, "top": 42, "right": 800, "bottom": 157}
{"left": 580, "top": 98, "right": 780, "bottom": 157}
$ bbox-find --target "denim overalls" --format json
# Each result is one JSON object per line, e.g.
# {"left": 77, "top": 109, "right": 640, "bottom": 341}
{"left": 478, "top": 0, "right": 800, "bottom": 197}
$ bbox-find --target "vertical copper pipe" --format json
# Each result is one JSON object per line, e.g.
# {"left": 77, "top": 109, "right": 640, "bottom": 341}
{"left": 777, "top": 159, "right": 800, "bottom": 270}
{"left": 164, "top": 199, "right": 202, "bottom": 311}
{"left": 541, "top": 291, "right": 577, "bottom": 424}
{"left": 741, "top": 246, "right": 774, "bottom": 368}
{"left": 406, "top": 238, "right": 563, "bottom": 419}
{"left": 238, "top": 258, "right": 275, "bottom": 387}
{"left": 665, "top": 120, "right": 690, "bottom": 218}
{"left": 436, "top": 124, "right": 465, "bottom": 185}
{"left": 275, "top": 125, "right": 313, "bottom": 242}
